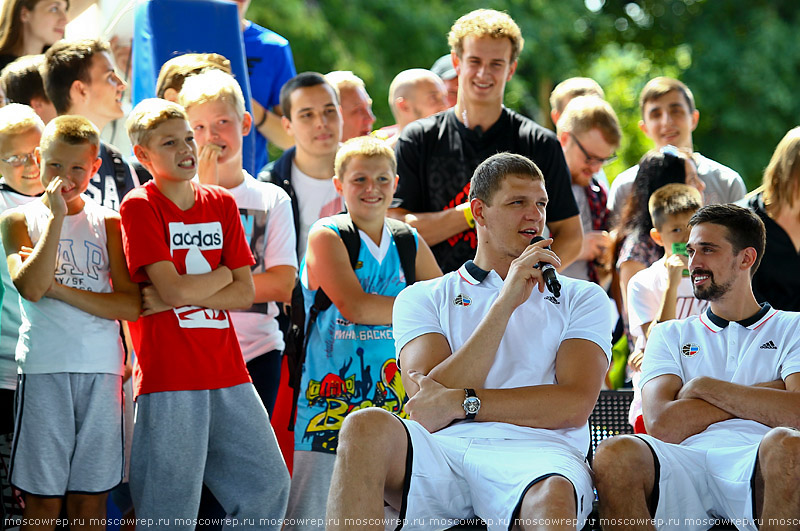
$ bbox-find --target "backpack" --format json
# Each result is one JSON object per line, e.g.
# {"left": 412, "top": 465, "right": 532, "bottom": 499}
{"left": 284, "top": 214, "right": 417, "bottom": 430}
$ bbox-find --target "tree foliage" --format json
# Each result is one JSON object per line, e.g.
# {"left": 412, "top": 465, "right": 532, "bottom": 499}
{"left": 249, "top": 0, "right": 800, "bottom": 189}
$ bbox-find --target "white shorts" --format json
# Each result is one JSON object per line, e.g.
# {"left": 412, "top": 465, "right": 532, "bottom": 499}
{"left": 10, "top": 373, "right": 124, "bottom": 496}
{"left": 396, "top": 419, "right": 594, "bottom": 531}
{"left": 636, "top": 434, "right": 761, "bottom": 531}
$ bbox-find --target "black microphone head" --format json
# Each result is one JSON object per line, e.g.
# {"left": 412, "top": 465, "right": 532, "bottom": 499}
{"left": 530, "top": 235, "right": 545, "bottom": 246}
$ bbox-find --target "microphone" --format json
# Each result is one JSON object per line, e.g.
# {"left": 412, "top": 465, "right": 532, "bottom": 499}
{"left": 530, "top": 236, "right": 561, "bottom": 298}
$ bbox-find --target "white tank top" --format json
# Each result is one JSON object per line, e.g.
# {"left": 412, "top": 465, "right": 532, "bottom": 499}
{"left": 16, "top": 197, "right": 124, "bottom": 375}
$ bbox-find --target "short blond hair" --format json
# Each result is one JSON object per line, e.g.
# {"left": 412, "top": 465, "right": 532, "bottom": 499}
{"left": 178, "top": 69, "right": 245, "bottom": 121}
{"left": 41, "top": 115, "right": 100, "bottom": 155}
{"left": 156, "top": 52, "right": 232, "bottom": 99}
{"left": 0, "top": 103, "right": 45, "bottom": 137}
{"left": 549, "top": 77, "right": 604, "bottom": 114}
{"left": 334, "top": 136, "right": 396, "bottom": 179}
{"left": 556, "top": 96, "right": 621, "bottom": 148}
{"left": 448, "top": 9, "right": 524, "bottom": 64}
{"left": 127, "top": 98, "right": 188, "bottom": 147}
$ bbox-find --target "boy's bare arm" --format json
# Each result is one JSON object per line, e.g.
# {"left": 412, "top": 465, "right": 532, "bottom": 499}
{"left": 306, "top": 227, "right": 395, "bottom": 325}
{"left": 253, "top": 265, "right": 296, "bottom": 304}
{"left": 646, "top": 254, "right": 688, "bottom": 339}
{"left": 414, "top": 238, "right": 443, "bottom": 281}
{"left": 1, "top": 210, "right": 61, "bottom": 303}
{"left": 192, "top": 265, "right": 254, "bottom": 310}
{"left": 46, "top": 216, "right": 141, "bottom": 321}
{"left": 144, "top": 260, "right": 233, "bottom": 308}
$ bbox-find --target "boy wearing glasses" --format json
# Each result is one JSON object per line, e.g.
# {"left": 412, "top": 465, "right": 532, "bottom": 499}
{"left": 0, "top": 104, "right": 45, "bottom": 443}
{"left": 556, "top": 95, "right": 621, "bottom": 283}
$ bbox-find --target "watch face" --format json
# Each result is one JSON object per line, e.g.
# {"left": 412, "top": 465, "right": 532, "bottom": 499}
{"left": 464, "top": 396, "right": 480, "bottom": 414}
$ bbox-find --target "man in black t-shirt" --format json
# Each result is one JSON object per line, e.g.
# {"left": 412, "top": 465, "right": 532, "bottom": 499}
{"left": 390, "top": 9, "right": 583, "bottom": 273}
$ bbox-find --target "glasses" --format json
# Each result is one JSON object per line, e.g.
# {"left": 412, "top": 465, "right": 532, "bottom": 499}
{"left": 0, "top": 152, "right": 37, "bottom": 167}
{"left": 570, "top": 133, "right": 617, "bottom": 166}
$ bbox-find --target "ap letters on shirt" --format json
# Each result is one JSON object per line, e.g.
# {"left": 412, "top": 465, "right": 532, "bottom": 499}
{"left": 168, "top": 221, "right": 229, "bottom": 329}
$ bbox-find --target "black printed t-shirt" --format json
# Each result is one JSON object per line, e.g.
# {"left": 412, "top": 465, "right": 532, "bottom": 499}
{"left": 393, "top": 107, "right": 578, "bottom": 273}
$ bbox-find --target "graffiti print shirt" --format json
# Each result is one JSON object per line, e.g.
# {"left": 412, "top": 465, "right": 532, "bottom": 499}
{"left": 121, "top": 181, "right": 254, "bottom": 397}
{"left": 294, "top": 217, "right": 416, "bottom": 453}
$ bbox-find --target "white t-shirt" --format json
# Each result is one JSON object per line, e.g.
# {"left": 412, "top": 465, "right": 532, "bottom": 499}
{"left": 291, "top": 162, "right": 343, "bottom": 263}
{"left": 16, "top": 197, "right": 124, "bottom": 375}
{"left": 627, "top": 257, "right": 708, "bottom": 352}
{"left": 607, "top": 153, "right": 746, "bottom": 218}
{"left": 228, "top": 171, "right": 298, "bottom": 362}
{"left": 641, "top": 304, "right": 800, "bottom": 448}
{"left": 393, "top": 262, "right": 612, "bottom": 454}
{"left": 0, "top": 184, "right": 39, "bottom": 390}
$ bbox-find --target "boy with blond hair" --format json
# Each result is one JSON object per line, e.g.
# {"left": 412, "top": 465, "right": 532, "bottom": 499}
{"left": 2, "top": 115, "right": 140, "bottom": 529}
{"left": 120, "top": 99, "right": 288, "bottom": 529}
{"left": 0, "top": 103, "right": 43, "bottom": 524}
{"left": 179, "top": 68, "right": 297, "bottom": 415}
{"left": 0, "top": 105, "right": 45, "bottom": 431}
{"left": 626, "top": 183, "right": 708, "bottom": 431}
{"left": 287, "top": 136, "right": 440, "bottom": 530}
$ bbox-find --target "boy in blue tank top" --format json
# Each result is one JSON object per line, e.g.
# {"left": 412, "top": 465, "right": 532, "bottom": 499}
{"left": 285, "top": 137, "right": 441, "bottom": 530}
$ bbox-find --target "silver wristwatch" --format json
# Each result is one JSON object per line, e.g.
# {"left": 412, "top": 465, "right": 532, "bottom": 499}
{"left": 462, "top": 388, "right": 481, "bottom": 420}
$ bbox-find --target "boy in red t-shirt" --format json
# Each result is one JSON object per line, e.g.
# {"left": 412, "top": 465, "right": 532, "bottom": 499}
{"left": 120, "top": 99, "right": 289, "bottom": 529}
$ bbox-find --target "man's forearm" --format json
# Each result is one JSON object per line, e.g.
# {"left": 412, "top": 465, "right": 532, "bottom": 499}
{"left": 388, "top": 206, "right": 470, "bottom": 247}
{"left": 425, "top": 296, "right": 515, "bottom": 389}
{"left": 644, "top": 397, "right": 734, "bottom": 444}
{"left": 684, "top": 377, "right": 800, "bottom": 429}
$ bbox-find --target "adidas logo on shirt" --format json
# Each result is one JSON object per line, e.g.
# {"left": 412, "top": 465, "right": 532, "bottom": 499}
{"left": 759, "top": 341, "right": 777, "bottom": 350}
{"left": 545, "top": 295, "right": 560, "bottom": 305}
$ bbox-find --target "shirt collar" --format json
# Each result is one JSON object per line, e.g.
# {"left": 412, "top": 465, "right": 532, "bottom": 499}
{"left": 457, "top": 260, "right": 490, "bottom": 285}
{"left": 700, "top": 302, "right": 776, "bottom": 332}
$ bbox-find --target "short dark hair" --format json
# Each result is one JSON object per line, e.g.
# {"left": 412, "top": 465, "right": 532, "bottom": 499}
{"left": 42, "top": 39, "right": 109, "bottom": 115}
{"left": 1, "top": 54, "right": 48, "bottom": 106}
{"left": 689, "top": 204, "right": 766, "bottom": 276}
{"left": 469, "top": 152, "right": 543, "bottom": 204}
{"left": 279, "top": 72, "right": 339, "bottom": 119}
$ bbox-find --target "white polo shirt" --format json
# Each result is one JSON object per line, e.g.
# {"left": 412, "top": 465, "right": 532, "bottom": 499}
{"left": 393, "top": 261, "right": 612, "bottom": 454}
{"left": 641, "top": 304, "right": 800, "bottom": 447}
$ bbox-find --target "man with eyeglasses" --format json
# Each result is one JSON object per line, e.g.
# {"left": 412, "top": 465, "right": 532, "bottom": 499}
{"left": 556, "top": 95, "right": 621, "bottom": 284}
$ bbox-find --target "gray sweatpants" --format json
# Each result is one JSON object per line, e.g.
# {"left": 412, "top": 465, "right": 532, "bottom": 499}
{"left": 129, "top": 383, "right": 289, "bottom": 530}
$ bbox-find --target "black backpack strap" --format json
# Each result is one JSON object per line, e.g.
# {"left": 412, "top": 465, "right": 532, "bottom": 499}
{"left": 385, "top": 218, "right": 417, "bottom": 285}
{"left": 104, "top": 143, "right": 128, "bottom": 190}
{"left": 287, "top": 214, "right": 362, "bottom": 430}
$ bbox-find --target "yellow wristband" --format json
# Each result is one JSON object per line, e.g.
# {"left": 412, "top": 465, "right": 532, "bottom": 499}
{"left": 463, "top": 206, "right": 476, "bottom": 229}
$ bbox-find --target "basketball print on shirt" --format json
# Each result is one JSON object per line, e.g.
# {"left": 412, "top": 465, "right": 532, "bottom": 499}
{"left": 168, "top": 221, "right": 230, "bottom": 329}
